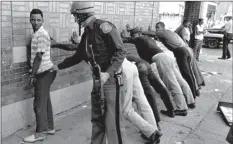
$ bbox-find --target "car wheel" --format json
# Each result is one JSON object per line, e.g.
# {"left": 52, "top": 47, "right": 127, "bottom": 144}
{"left": 207, "top": 40, "right": 218, "bottom": 48}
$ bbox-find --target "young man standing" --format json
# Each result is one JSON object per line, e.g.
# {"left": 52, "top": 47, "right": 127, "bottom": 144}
{"left": 219, "top": 15, "right": 233, "bottom": 60}
{"left": 193, "top": 18, "right": 206, "bottom": 61}
{"left": 24, "top": 9, "right": 57, "bottom": 143}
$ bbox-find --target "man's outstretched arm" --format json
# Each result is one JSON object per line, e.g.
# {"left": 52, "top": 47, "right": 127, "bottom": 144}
{"left": 51, "top": 43, "right": 78, "bottom": 51}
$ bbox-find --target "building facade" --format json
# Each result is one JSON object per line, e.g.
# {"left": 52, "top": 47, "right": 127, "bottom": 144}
{"left": 1, "top": 1, "right": 160, "bottom": 138}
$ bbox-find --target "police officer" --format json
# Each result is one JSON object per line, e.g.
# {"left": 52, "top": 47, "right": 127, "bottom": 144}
{"left": 51, "top": 2, "right": 127, "bottom": 144}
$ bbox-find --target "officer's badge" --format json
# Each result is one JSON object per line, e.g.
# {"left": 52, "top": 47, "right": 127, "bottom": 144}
{"left": 100, "top": 22, "right": 112, "bottom": 34}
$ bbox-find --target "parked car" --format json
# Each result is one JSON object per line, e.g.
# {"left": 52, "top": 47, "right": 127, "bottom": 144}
{"left": 203, "top": 32, "right": 224, "bottom": 48}
{"left": 203, "top": 27, "right": 224, "bottom": 48}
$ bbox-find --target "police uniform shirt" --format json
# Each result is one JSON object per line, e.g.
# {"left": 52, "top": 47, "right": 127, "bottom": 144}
{"left": 58, "top": 16, "right": 127, "bottom": 77}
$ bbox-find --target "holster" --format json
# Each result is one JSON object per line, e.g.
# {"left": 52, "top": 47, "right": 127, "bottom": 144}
{"left": 115, "top": 67, "right": 124, "bottom": 87}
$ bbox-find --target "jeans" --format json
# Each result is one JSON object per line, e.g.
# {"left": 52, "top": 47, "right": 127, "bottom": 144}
{"left": 152, "top": 53, "right": 192, "bottom": 110}
{"left": 222, "top": 33, "right": 233, "bottom": 58}
{"left": 136, "top": 60, "right": 174, "bottom": 117}
{"left": 193, "top": 39, "right": 203, "bottom": 60}
{"left": 122, "top": 59, "right": 157, "bottom": 138}
{"left": 91, "top": 70, "right": 127, "bottom": 144}
{"left": 34, "top": 70, "right": 57, "bottom": 133}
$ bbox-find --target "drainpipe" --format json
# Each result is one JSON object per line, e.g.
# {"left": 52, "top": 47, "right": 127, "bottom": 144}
{"left": 151, "top": 2, "right": 154, "bottom": 27}
{"left": 133, "top": 1, "right": 136, "bottom": 27}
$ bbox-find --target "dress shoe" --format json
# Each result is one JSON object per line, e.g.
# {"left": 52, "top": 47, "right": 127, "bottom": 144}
{"left": 160, "top": 110, "right": 175, "bottom": 118}
{"left": 147, "top": 130, "right": 162, "bottom": 144}
{"left": 174, "top": 109, "right": 187, "bottom": 116}
{"left": 188, "top": 103, "right": 196, "bottom": 109}
{"left": 218, "top": 57, "right": 226, "bottom": 60}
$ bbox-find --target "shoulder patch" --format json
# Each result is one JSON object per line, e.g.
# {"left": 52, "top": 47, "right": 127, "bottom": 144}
{"left": 100, "top": 22, "right": 112, "bottom": 34}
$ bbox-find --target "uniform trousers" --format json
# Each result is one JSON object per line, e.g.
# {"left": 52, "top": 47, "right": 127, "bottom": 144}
{"left": 91, "top": 69, "right": 126, "bottom": 144}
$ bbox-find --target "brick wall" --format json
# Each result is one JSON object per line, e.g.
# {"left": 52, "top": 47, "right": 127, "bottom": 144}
{"left": 183, "top": 1, "right": 202, "bottom": 24}
{"left": 1, "top": 2, "right": 160, "bottom": 107}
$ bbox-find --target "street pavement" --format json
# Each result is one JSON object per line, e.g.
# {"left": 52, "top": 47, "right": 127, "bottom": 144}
{"left": 2, "top": 44, "right": 233, "bottom": 144}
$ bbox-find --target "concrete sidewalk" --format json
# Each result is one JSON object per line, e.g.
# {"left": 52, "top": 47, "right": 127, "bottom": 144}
{"left": 3, "top": 48, "right": 232, "bottom": 144}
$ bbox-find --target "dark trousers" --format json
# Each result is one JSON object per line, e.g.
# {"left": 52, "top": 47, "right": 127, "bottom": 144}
{"left": 193, "top": 39, "right": 203, "bottom": 60}
{"left": 222, "top": 33, "right": 233, "bottom": 58}
{"left": 34, "top": 70, "right": 57, "bottom": 133}
{"left": 191, "top": 54, "right": 205, "bottom": 87}
{"left": 173, "top": 47, "right": 197, "bottom": 99}
{"left": 136, "top": 61, "right": 174, "bottom": 121}
{"left": 91, "top": 75, "right": 126, "bottom": 144}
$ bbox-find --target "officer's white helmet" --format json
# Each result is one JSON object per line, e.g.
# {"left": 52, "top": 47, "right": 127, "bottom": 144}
{"left": 70, "top": 2, "right": 95, "bottom": 14}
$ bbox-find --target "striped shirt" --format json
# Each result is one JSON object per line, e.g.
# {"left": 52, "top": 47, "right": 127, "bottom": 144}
{"left": 30, "top": 26, "right": 53, "bottom": 74}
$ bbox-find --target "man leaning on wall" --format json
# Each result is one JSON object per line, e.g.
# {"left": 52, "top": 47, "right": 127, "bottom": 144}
{"left": 23, "top": 9, "right": 57, "bottom": 143}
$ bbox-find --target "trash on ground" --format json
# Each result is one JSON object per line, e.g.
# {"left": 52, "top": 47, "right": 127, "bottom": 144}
{"left": 82, "top": 105, "right": 87, "bottom": 108}
{"left": 210, "top": 72, "right": 218, "bottom": 75}
{"left": 206, "top": 59, "right": 215, "bottom": 63}
{"left": 217, "top": 101, "right": 233, "bottom": 126}
{"left": 214, "top": 89, "right": 219, "bottom": 92}
{"left": 175, "top": 141, "right": 185, "bottom": 144}
{"left": 201, "top": 71, "right": 222, "bottom": 76}
{"left": 178, "top": 130, "right": 184, "bottom": 134}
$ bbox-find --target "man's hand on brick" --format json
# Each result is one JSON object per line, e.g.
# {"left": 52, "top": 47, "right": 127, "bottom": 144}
{"left": 71, "top": 31, "right": 81, "bottom": 44}
{"left": 29, "top": 76, "right": 36, "bottom": 87}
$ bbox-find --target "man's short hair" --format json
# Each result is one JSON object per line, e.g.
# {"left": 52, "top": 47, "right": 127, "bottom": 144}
{"left": 156, "top": 22, "right": 165, "bottom": 28}
{"left": 30, "top": 9, "right": 43, "bottom": 18}
{"left": 130, "top": 27, "right": 141, "bottom": 36}
{"left": 198, "top": 18, "right": 204, "bottom": 23}
{"left": 183, "top": 19, "right": 189, "bottom": 24}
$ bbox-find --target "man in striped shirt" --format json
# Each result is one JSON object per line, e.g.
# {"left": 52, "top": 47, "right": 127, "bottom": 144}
{"left": 24, "top": 9, "right": 57, "bottom": 143}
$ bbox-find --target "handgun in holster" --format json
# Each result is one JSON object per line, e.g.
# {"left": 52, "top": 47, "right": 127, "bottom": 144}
{"left": 115, "top": 68, "right": 124, "bottom": 87}
{"left": 92, "top": 63, "right": 105, "bottom": 116}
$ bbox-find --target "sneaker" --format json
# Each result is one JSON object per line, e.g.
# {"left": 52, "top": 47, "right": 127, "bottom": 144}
{"left": 160, "top": 110, "right": 175, "bottom": 118}
{"left": 188, "top": 103, "right": 196, "bottom": 109}
{"left": 23, "top": 133, "right": 46, "bottom": 143}
{"left": 174, "top": 109, "right": 187, "bottom": 116}
{"left": 43, "top": 129, "right": 56, "bottom": 135}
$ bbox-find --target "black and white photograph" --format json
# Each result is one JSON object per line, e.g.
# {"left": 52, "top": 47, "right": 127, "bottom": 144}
{"left": 1, "top": 1, "right": 233, "bottom": 144}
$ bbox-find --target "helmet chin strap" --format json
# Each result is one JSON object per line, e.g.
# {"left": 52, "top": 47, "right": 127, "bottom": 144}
{"left": 79, "top": 22, "right": 81, "bottom": 36}
{"left": 75, "top": 13, "right": 92, "bottom": 35}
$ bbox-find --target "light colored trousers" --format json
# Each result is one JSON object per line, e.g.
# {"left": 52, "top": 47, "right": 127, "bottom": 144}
{"left": 152, "top": 53, "right": 195, "bottom": 110}
{"left": 121, "top": 59, "right": 157, "bottom": 138}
